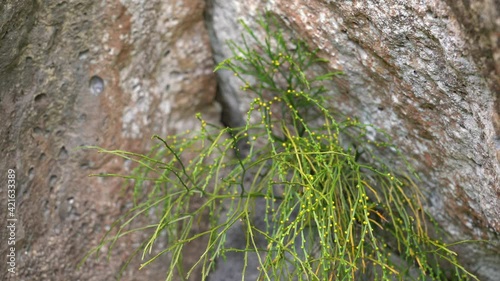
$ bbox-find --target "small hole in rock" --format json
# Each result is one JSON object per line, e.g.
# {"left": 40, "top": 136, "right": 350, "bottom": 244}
{"left": 49, "top": 175, "right": 58, "bottom": 187}
{"left": 34, "top": 93, "right": 47, "bottom": 103}
{"left": 43, "top": 201, "right": 50, "bottom": 219}
{"left": 33, "top": 127, "right": 43, "bottom": 134}
{"left": 89, "top": 75, "right": 105, "bottom": 96}
{"left": 28, "top": 167, "right": 35, "bottom": 180}
{"left": 58, "top": 146, "right": 68, "bottom": 160}
{"left": 78, "top": 49, "right": 89, "bottom": 60}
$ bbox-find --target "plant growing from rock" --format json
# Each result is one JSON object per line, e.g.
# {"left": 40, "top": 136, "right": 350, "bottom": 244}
{"left": 83, "top": 13, "right": 477, "bottom": 281}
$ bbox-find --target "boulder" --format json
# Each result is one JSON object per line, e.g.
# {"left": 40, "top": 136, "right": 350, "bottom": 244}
{"left": 207, "top": 0, "right": 499, "bottom": 280}
{"left": 0, "top": 0, "right": 217, "bottom": 280}
{"left": 1, "top": 0, "right": 498, "bottom": 280}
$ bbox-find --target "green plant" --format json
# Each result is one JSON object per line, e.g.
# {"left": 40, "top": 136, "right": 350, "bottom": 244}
{"left": 83, "top": 13, "right": 477, "bottom": 281}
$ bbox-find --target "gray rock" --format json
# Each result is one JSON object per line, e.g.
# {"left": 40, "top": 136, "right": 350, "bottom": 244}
{"left": 206, "top": 0, "right": 500, "bottom": 280}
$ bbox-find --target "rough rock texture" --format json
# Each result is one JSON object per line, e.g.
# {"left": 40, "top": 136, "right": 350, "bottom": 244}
{"left": 207, "top": 0, "right": 499, "bottom": 280}
{"left": 1, "top": 0, "right": 499, "bottom": 280}
{"left": 0, "top": 0, "right": 217, "bottom": 280}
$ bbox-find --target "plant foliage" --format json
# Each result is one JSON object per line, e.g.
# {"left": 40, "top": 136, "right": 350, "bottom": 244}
{"left": 83, "top": 13, "right": 477, "bottom": 281}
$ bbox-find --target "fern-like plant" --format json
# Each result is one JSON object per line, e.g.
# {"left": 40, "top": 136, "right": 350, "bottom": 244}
{"left": 83, "top": 13, "right": 477, "bottom": 281}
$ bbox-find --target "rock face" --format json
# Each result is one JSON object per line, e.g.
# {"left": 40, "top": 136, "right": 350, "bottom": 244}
{"left": 0, "top": 0, "right": 217, "bottom": 280}
{"left": 207, "top": 0, "right": 499, "bottom": 280}
{"left": 1, "top": 0, "right": 499, "bottom": 281}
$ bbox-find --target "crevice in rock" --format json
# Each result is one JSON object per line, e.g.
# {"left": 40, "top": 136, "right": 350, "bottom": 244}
{"left": 203, "top": 0, "right": 249, "bottom": 159}
{"left": 202, "top": 2, "right": 260, "bottom": 280}
{"left": 203, "top": 0, "right": 249, "bottom": 158}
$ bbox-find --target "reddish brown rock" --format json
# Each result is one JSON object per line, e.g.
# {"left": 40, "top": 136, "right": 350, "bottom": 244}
{"left": 0, "top": 0, "right": 217, "bottom": 280}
